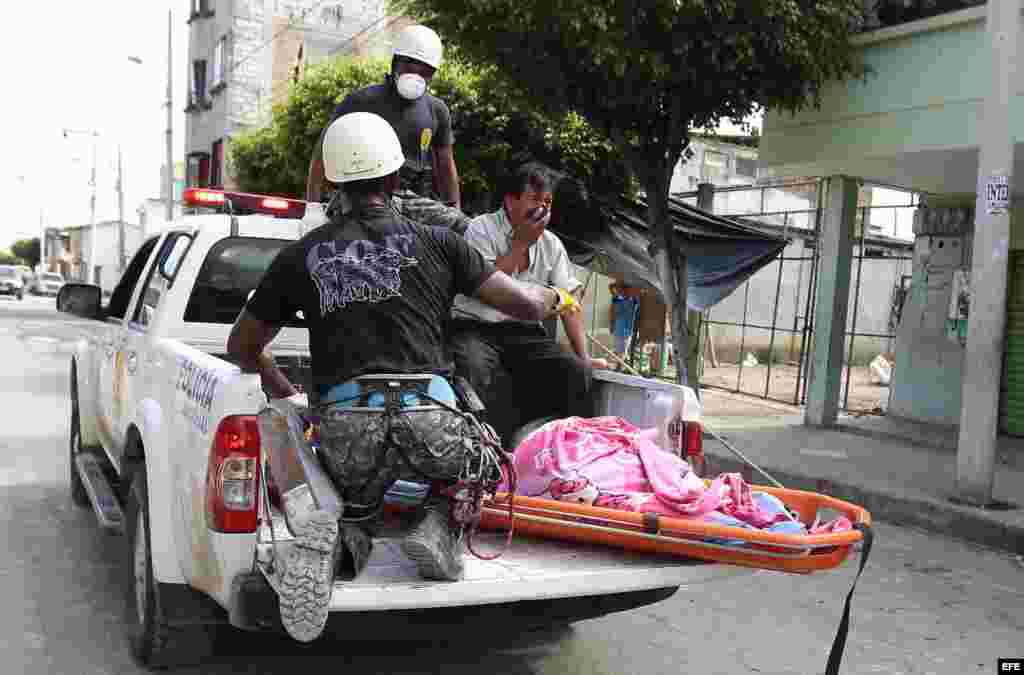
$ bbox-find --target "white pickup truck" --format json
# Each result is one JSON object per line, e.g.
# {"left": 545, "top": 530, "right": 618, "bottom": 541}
{"left": 58, "top": 188, "right": 744, "bottom": 668}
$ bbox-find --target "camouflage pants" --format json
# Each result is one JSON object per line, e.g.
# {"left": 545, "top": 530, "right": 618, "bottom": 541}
{"left": 326, "top": 189, "right": 470, "bottom": 235}
{"left": 317, "top": 404, "right": 483, "bottom": 514}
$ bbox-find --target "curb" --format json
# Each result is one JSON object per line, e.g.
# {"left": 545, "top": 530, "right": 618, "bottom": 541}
{"left": 835, "top": 423, "right": 1024, "bottom": 472}
{"left": 834, "top": 422, "right": 956, "bottom": 453}
{"left": 704, "top": 451, "right": 1024, "bottom": 556}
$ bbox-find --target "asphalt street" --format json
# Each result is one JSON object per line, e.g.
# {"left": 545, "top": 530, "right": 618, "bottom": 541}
{"left": 0, "top": 295, "right": 1021, "bottom": 675}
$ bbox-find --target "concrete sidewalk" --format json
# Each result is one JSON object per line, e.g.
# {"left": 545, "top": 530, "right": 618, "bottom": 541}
{"left": 698, "top": 389, "right": 1024, "bottom": 555}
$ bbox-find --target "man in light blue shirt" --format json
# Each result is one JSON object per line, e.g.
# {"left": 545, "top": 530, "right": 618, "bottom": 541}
{"left": 610, "top": 280, "right": 641, "bottom": 363}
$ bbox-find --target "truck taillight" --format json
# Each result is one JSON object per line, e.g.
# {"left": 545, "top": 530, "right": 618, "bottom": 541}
{"left": 668, "top": 419, "right": 703, "bottom": 460}
{"left": 206, "top": 415, "right": 261, "bottom": 533}
{"left": 685, "top": 422, "right": 703, "bottom": 459}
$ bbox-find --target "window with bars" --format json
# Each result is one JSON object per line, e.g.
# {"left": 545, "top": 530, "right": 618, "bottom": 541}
{"left": 187, "top": 153, "right": 211, "bottom": 188}
{"left": 701, "top": 150, "right": 729, "bottom": 184}
{"left": 191, "top": 0, "right": 214, "bottom": 19}
{"left": 190, "top": 59, "right": 209, "bottom": 109}
{"left": 211, "top": 36, "right": 227, "bottom": 92}
{"left": 211, "top": 140, "right": 224, "bottom": 188}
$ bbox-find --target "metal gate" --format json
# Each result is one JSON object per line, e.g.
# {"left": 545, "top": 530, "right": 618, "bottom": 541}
{"left": 673, "top": 180, "right": 916, "bottom": 413}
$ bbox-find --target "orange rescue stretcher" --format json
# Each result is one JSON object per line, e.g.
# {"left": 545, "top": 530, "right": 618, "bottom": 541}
{"left": 478, "top": 484, "right": 871, "bottom": 574}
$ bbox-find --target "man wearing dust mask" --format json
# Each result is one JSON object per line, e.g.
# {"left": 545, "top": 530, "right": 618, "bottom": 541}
{"left": 306, "top": 24, "right": 461, "bottom": 211}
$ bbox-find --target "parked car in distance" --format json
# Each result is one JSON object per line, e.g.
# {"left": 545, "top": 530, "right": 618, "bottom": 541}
{"left": 0, "top": 266, "right": 25, "bottom": 300}
{"left": 31, "top": 271, "right": 65, "bottom": 296}
{"left": 15, "top": 265, "right": 33, "bottom": 285}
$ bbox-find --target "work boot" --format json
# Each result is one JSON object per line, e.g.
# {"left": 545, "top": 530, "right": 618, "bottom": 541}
{"left": 401, "top": 500, "right": 465, "bottom": 581}
{"left": 336, "top": 523, "right": 373, "bottom": 581}
{"left": 282, "top": 484, "right": 318, "bottom": 536}
{"left": 277, "top": 510, "right": 338, "bottom": 643}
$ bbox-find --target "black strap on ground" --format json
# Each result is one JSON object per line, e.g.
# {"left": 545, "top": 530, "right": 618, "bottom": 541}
{"left": 824, "top": 522, "right": 874, "bottom": 675}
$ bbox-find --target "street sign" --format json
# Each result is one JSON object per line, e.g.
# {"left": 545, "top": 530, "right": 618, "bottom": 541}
{"left": 985, "top": 173, "right": 1010, "bottom": 215}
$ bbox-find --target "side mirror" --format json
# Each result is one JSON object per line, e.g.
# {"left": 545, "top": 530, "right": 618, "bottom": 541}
{"left": 56, "top": 283, "right": 103, "bottom": 320}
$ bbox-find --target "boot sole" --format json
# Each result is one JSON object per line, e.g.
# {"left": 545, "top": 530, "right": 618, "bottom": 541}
{"left": 401, "top": 534, "right": 464, "bottom": 582}
{"left": 279, "top": 511, "right": 338, "bottom": 642}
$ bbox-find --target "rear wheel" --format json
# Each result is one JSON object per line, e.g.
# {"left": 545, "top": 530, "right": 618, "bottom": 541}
{"left": 69, "top": 368, "right": 90, "bottom": 507}
{"left": 124, "top": 464, "right": 218, "bottom": 667}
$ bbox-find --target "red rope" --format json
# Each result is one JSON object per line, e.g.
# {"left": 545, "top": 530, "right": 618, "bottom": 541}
{"left": 465, "top": 449, "right": 517, "bottom": 561}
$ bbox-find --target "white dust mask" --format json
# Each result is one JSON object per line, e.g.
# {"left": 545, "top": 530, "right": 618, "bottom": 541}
{"left": 396, "top": 73, "right": 427, "bottom": 100}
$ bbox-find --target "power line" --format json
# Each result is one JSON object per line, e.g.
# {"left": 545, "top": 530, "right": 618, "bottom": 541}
{"left": 326, "top": 13, "right": 397, "bottom": 56}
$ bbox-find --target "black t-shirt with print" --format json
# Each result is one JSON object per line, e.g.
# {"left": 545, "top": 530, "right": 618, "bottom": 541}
{"left": 331, "top": 81, "right": 453, "bottom": 196}
{"left": 246, "top": 205, "right": 494, "bottom": 391}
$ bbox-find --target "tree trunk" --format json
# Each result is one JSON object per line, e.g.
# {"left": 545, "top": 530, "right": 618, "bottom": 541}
{"left": 644, "top": 155, "right": 688, "bottom": 386}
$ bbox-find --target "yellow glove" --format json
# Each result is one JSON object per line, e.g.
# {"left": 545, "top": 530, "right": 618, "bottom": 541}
{"left": 551, "top": 286, "right": 582, "bottom": 315}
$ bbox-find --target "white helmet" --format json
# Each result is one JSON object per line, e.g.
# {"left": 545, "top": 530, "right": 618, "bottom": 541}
{"left": 322, "top": 112, "right": 404, "bottom": 183}
{"left": 393, "top": 25, "right": 443, "bottom": 70}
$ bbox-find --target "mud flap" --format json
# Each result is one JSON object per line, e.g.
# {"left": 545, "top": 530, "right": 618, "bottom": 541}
{"left": 228, "top": 571, "right": 282, "bottom": 632}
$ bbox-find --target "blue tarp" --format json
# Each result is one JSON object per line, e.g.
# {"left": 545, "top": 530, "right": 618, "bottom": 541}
{"left": 549, "top": 180, "right": 789, "bottom": 311}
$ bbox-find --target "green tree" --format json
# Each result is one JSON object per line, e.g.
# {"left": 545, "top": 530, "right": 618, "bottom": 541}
{"left": 231, "top": 55, "right": 632, "bottom": 212}
{"left": 398, "top": 0, "right": 866, "bottom": 384}
{"left": 0, "top": 250, "right": 25, "bottom": 266}
{"left": 10, "top": 238, "right": 40, "bottom": 268}
{"left": 233, "top": 58, "right": 386, "bottom": 200}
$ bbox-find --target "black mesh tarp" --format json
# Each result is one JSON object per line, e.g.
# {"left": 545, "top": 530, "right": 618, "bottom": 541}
{"left": 549, "top": 178, "right": 789, "bottom": 310}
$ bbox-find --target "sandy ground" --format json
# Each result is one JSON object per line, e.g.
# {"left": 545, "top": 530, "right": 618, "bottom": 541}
{"left": 692, "top": 363, "right": 890, "bottom": 414}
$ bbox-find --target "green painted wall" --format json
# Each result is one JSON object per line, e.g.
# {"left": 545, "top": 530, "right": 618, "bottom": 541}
{"left": 762, "top": 13, "right": 990, "bottom": 167}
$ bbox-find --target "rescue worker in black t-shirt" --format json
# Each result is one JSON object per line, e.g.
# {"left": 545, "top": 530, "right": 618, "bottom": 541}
{"left": 228, "top": 112, "right": 578, "bottom": 643}
{"left": 305, "top": 24, "right": 461, "bottom": 210}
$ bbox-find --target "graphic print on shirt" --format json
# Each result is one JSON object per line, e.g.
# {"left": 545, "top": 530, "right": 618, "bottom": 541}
{"left": 305, "top": 235, "right": 418, "bottom": 315}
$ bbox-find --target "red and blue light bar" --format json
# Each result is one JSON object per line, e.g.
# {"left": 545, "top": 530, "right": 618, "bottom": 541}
{"left": 183, "top": 188, "right": 307, "bottom": 219}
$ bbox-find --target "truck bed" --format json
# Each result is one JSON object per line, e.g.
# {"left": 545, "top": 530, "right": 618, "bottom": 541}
{"left": 258, "top": 511, "right": 748, "bottom": 614}
{"left": 249, "top": 355, "right": 749, "bottom": 612}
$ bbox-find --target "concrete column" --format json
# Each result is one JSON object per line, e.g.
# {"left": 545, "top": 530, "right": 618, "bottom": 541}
{"left": 805, "top": 175, "right": 857, "bottom": 427}
{"left": 957, "top": 0, "right": 1019, "bottom": 505}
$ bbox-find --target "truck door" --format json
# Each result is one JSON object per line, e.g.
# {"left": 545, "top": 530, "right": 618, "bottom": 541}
{"left": 115, "top": 233, "right": 193, "bottom": 464}
{"left": 96, "top": 237, "right": 161, "bottom": 459}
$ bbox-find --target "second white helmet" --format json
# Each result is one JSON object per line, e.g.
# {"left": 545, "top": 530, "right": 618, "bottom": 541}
{"left": 322, "top": 112, "right": 404, "bottom": 183}
{"left": 393, "top": 25, "right": 443, "bottom": 70}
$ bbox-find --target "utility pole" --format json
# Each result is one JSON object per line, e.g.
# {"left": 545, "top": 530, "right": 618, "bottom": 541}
{"left": 165, "top": 9, "right": 175, "bottom": 223}
{"left": 957, "top": 0, "right": 1020, "bottom": 505}
{"left": 87, "top": 135, "right": 98, "bottom": 284}
{"left": 63, "top": 128, "right": 100, "bottom": 283}
{"left": 117, "top": 146, "right": 126, "bottom": 271}
{"left": 39, "top": 209, "right": 46, "bottom": 274}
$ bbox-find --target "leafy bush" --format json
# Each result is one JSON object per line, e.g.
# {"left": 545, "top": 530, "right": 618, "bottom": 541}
{"left": 230, "top": 55, "right": 632, "bottom": 211}
{"left": 0, "top": 250, "right": 26, "bottom": 265}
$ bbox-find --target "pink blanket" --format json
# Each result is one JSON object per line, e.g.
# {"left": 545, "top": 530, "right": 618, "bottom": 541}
{"left": 507, "top": 416, "right": 849, "bottom": 534}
